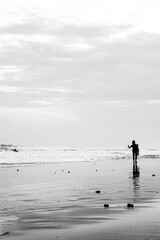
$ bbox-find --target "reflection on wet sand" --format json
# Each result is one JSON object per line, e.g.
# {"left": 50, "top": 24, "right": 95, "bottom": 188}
{"left": 132, "top": 168, "right": 140, "bottom": 199}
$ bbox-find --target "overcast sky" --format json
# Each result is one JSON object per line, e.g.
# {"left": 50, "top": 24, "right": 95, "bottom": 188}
{"left": 0, "top": 0, "right": 160, "bottom": 147}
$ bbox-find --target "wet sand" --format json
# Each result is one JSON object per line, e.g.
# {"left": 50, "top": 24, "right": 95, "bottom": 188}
{"left": 1, "top": 158, "right": 160, "bottom": 239}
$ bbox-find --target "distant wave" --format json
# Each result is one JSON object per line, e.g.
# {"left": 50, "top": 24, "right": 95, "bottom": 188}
{"left": 141, "top": 154, "right": 160, "bottom": 159}
{"left": 0, "top": 144, "right": 17, "bottom": 150}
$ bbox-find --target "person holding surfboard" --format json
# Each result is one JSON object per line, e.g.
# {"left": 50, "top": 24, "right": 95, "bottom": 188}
{"left": 128, "top": 140, "right": 139, "bottom": 172}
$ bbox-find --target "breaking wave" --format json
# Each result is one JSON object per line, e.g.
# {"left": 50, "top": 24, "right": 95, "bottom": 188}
{"left": 0, "top": 145, "right": 160, "bottom": 166}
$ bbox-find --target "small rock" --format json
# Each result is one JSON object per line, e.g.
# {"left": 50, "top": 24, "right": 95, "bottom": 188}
{"left": 17, "top": 169, "right": 19, "bottom": 172}
{"left": 127, "top": 203, "right": 134, "bottom": 208}
{"left": 68, "top": 171, "right": 70, "bottom": 173}
{"left": 104, "top": 204, "right": 109, "bottom": 208}
{"left": 152, "top": 174, "right": 155, "bottom": 177}
{"left": 95, "top": 190, "right": 101, "bottom": 194}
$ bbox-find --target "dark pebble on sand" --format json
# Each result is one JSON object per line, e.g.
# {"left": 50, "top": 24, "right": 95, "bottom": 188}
{"left": 104, "top": 204, "right": 109, "bottom": 208}
{"left": 127, "top": 203, "right": 134, "bottom": 208}
{"left": 95, "top": 190, "right": 101, "bottom": 194}
{"left": 152, "top": 174, "right": 155, "bottom": 177}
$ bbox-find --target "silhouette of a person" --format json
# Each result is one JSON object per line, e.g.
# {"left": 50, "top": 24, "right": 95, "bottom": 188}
{"left": 128, "top": 140, "right": 139, "bottom": 172}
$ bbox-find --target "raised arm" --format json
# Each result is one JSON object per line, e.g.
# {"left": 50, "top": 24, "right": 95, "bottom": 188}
{"left": 128, "top": 145, "right": 132, "bottom": 149}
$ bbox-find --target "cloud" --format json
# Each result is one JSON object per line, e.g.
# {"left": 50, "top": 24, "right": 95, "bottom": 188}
{"left": 1, "top": 12, "right": 160, "bottom": 113}
{"left": 0, "top": 65, "right": 24, "bottom": 81}
{"left": 0, "top": 18, "right": 134, "bottom": 58}
{"left": 0, "top": 31, "right": 160, "bottom": 110}
{"left": 1, "top": 1, "right": 160, "bottom": 146}
{"left": 100, "top": 100, "right": 129, "bottom": 108}
{"left": 146, "top": 100, "right": 160, "bottom": 104}
{"left": 0, "top": 85, "right": 21, "bottom": 93}
{"left": 38, "top": 87, "right": 78, "bottom": 93}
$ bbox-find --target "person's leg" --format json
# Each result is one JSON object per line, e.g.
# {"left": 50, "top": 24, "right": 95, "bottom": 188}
{"left": 133, "top": 153, "right": 137, "bottom": 172}
{"left": 136, "top": 153, "right": 138, "bottom": 171}
{"left": 133, "top": 153, "right": 135, "bottom": 172}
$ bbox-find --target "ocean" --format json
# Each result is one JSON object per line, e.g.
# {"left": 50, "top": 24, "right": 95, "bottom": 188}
{"left": 0, "top": 145, "right": 160, "bottom": 166}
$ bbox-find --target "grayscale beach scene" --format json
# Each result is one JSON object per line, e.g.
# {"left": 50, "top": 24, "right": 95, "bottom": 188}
{"left": 1, "top": 0, "right": 160, "bottom": 239}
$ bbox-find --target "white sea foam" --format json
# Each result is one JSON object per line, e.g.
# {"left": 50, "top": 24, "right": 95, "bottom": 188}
{"left": 0, "top": 146, "right": 160, "bottom": 166}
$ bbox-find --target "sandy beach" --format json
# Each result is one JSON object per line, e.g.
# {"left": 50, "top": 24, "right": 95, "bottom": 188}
{"left": 1, "top": 156, "right": 160, "bottom": 240}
